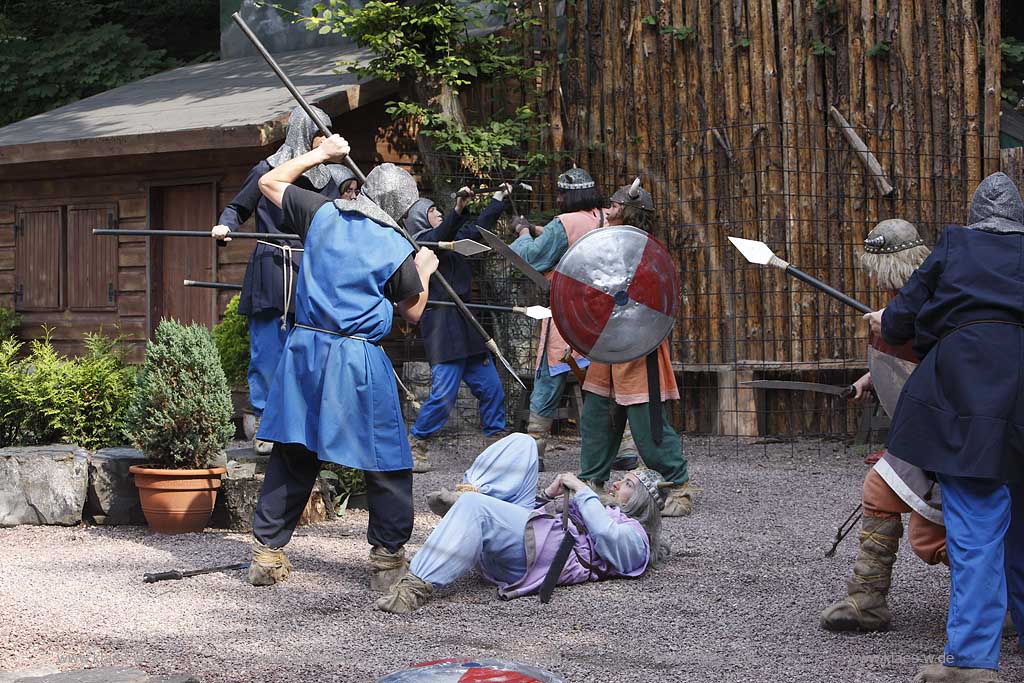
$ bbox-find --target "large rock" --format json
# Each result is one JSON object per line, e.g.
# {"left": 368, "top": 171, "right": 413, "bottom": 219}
{"left": 85, "top": 447, "right": 147, "bottom": 526}
{"left": 0, "top": 445, "right": 88, "bottom": 526}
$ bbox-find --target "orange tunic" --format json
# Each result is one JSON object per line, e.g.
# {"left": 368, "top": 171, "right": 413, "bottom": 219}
{"left": 582, "top": 339, "right": 679, "bottom": 406}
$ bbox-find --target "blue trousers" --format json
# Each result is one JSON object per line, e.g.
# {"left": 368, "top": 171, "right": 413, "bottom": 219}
{"left": 248, "top": 312, "right": 287, "bottom": 417}
{"left": 409, "top": 434, "right": 538, "bottom": 587}
{"left": 411, "top": 353, "right": 506, "bottom": 438}
{"left": 937, "top": 474, "right": 1024, "bottom": 670}
{"left": 529, "top": 351, "right": 569, "bottom": 418}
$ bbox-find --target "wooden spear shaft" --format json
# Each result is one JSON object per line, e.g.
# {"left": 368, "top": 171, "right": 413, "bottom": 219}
{"left": 828, "top": 106, "right": 896, "bottom": 197}
{"left": 231, "top": 12, "right": 524, "bottom": 388}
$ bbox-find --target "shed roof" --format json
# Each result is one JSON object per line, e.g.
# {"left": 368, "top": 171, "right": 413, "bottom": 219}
{"left": 0, "top": 45, "right": 396, "bottom": 166}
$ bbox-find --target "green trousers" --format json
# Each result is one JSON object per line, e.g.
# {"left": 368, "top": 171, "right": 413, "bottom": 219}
{"left": 579, "top": 391, "right": 689, "bottom": 485}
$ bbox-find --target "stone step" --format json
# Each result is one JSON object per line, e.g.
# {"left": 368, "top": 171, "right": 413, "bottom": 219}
{"left": 6, "top": 667, "right": 197, "bottom": 683}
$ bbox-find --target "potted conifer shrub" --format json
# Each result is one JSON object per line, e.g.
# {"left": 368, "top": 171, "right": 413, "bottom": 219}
{"left": 127, "top": 320, "right": 235, "bottom": 534}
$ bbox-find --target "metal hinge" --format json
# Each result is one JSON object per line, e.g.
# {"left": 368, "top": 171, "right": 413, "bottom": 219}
{"left": 15, "top": 284, "right": 23, "bottom": 303}
{"left": 108, "top": 282, "right": 118, "bottom": 303}
{"left": 12, "top": 223, "right": 21, "bottom": 236}
{"left": 107, "top": 212, "right": 116, "bottom": 229}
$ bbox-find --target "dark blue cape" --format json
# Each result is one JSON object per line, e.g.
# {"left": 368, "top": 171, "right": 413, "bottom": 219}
{"left": 218, "top": 160, "right": 339, "bottom": 317}
{"left": 883, "top": 225, "right": 1024, "bottom": 482}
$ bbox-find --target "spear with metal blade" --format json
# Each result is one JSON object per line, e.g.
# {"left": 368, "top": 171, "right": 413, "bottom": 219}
{"left": 740, "top": 380, "right": 856, "bottom": 398}
{"left": 727, "top": 236, "right": 873, "bottom": 314}
{"left": 94, "top": 229, "right": 488, "bottom": 255}
{"left": 231, "top": 11, "right": 523, "bottom": 388}
{"left": 183, "top": 280, "right": 549, "bottom": 319}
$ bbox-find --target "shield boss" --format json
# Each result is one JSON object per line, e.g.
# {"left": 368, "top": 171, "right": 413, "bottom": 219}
{"left": 550, "top": 225, "right": 679, "bottom": 363}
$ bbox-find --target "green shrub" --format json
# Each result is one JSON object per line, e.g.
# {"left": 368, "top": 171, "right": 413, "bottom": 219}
{"left": 0, "top": 307, "right": 21, "bottom": 340}
{"left": 126, "top": 319, "right": 234, "bottom": 469}
{"left": 319, "top": 463, "right": 367, "bottom": 516}
{"left": 212, "top": 295, "right": 250, "bottom": 387}
{"left": 0, "top": 331, "right": 136, "bottom": 449}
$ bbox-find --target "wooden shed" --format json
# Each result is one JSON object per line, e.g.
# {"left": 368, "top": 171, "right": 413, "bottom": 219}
{"left": 0, "top": 45, "right": 415, "bottom": 360}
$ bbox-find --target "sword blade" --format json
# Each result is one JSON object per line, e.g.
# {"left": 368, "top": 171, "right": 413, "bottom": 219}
{"left": 739, "top": 380, "right": 855, "bottom": 397}
{"left": 476, "top": 228, "right": 551, "bottom": 292}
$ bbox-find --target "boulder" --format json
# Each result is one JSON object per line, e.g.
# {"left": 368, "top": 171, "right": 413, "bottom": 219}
{"left": 0, "top": 445, "right": 89, "bottom": 526}
{"left": 224, "top": 446, "right": 269, "bottom": 473}
{"left": 85, "top": 447, "right": 147, "bottom": 525}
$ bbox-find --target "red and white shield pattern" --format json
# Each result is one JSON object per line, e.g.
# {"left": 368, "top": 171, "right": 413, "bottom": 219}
{"left": 550, "top": 225, "right": 679, "bottom": 363}
{"left": 378, "top": 658, "right": 565, "bottom": 682}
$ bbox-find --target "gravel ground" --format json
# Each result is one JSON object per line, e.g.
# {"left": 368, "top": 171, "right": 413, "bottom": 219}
{"left": 2, "top": 435, "right": 1022, "bottom": 682}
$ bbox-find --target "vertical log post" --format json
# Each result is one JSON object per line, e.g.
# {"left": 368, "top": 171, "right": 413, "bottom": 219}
{"left": 983, "top": 0, "right": 1001, "bottom": 177}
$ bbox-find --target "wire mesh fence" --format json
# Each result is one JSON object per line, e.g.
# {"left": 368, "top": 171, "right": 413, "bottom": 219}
{"left": 390, "top": 122, "right": 994, "bottom": 463}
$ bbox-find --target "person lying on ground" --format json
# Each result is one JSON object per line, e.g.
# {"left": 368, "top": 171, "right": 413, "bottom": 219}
{"left": 376, "top": 433, "right": 669, "bottom": 614}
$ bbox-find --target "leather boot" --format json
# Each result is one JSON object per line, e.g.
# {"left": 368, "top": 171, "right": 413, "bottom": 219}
{"left": 820, "top": 516, "right": 902, "bottom": 632}
{"left": 660, "top": 482, "right": 695, "bottom": 517}
{"left": 484, "top": 429, "right": 512, "bottom": 447}
{"left": 376, "top": 571, "right": 434, "bottom": 614}
{"left": 913, "top": 664, "right": 1002, "bottom": 682}
{"left": 426, "top": 483, "right": 479, "bottom": 517}
{"left": 409, "top": 435, "right": 431, "bottom": 473}
{"left": 611, "top": 424, "right": 640, "bottom": 471}
{"left": 369, "top": 545, "right": 409, "bottom": 593}
{"left": 248, "top": 539, "right": 293, "bottom": 586}
{"left": 526, "top": 412, "right": 552, "bottom": 472}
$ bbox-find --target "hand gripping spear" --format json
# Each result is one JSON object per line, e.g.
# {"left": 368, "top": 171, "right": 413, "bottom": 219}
{"left": 231, "top": 12, "right": 524, "bottom": 389}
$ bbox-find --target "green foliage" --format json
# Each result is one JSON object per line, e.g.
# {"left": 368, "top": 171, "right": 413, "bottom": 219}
{"left": 386, "top": 101, "right": 550, "bottom": 177}
{"left": 0, "top": 331, "right": 136, "bottom": 449}
{"left": 298, "top": 0, "right": 552, "bottom": 181}
{"left": 212, "top": 295, "right": 250, "bottom": 388}
{"left": 866, "top": 42, "right": 891, "bottom": 58}
{"left": 126, "top": 320, "right": 234, "bottom": 469}
{"left": 1002, "top": 37, "right": 1024, "bottom": 106}
{"left": 813, "top": 0, "right": 840, "bottom": 16}
{"left": 319, "top": 463, "right": 367, "bottom": 516}
{"left": 0, "top": 1, "right": 218, "bottom": 127}
{"left": 736, "top": 37, "right": 752, "bottom": 49}
{"left": 641, "top": 15, "right": 658, "bottom": 26}
{"left": 811, "top": 40, "right": 837, "bottom": 57}
{"left": 0, "top": 308, "right": 21, "bottom": 340}
{"left": 660, "top": 25, "right": 696, "bottom": 42}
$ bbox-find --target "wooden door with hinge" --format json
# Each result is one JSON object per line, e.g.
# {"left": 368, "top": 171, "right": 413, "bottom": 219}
{"left": 148, "top": 182, "right": 217, "bottom": 333}
{"left": 14, "top": 207, "right": 63, "bottom": 312}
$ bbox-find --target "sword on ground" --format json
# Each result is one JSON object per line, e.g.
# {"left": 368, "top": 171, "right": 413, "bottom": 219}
{"left": 143, "top": 562, "right": 250, "bottom": 583}
{"left": 93, "top": 230, "right": 489, "bottom": 256}
{"left": 231, "top": 11, "right": 524, "bottom": 389}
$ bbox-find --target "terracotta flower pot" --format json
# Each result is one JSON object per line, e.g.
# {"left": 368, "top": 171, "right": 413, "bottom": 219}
{"left": 129, "top": 465, "right": 228, "bottom": 534}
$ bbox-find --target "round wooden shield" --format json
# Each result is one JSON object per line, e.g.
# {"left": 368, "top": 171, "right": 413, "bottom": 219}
{"left": 550, "top": 225, "right": 680, "bottom": 363}
{"left": 377, "top": 659, "right": 565, "bottom": 682}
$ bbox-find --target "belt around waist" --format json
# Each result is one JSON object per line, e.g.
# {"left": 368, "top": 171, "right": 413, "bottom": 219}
{"left": 293, "top": 323, "right": 378, "bottom": 345}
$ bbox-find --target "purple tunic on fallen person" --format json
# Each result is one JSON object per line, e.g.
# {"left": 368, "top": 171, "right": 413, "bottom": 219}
{"left": 491, "top": 495, "right": 650, "bottom": 600}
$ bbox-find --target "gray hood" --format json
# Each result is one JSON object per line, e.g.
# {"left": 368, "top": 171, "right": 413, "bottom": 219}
{"left": 266, "top": 105, "right": 332, "bottom": 190}
{"left": 966, "top": 172, "right": 1024, "bottom": 234}
{"left": 361, "top": 163, "right": 420, "bottom": 224}
{"left": 405, "top": 198, "right": 435, "bottom": 238}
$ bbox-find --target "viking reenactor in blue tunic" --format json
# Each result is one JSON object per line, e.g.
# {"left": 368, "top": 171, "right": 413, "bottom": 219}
{"left": 403, "top": 186, "right": 511, "bottom": 472}
{"left": 211, "top": 105, "right": 341, "bottom": 454}
{"left": 244, "top": 134, "right": 439, "bottom": 593}
{"left": 866, "top": 173, "right": 1024, "bottom": 682}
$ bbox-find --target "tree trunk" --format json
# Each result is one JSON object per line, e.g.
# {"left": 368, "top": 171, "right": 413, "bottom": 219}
{"left": 410, "top": 78, "right": 469, "bottom": 192}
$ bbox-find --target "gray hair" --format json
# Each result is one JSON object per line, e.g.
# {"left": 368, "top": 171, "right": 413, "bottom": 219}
{"left": 620, "top": 484, "right": 670, "bottom": 569}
